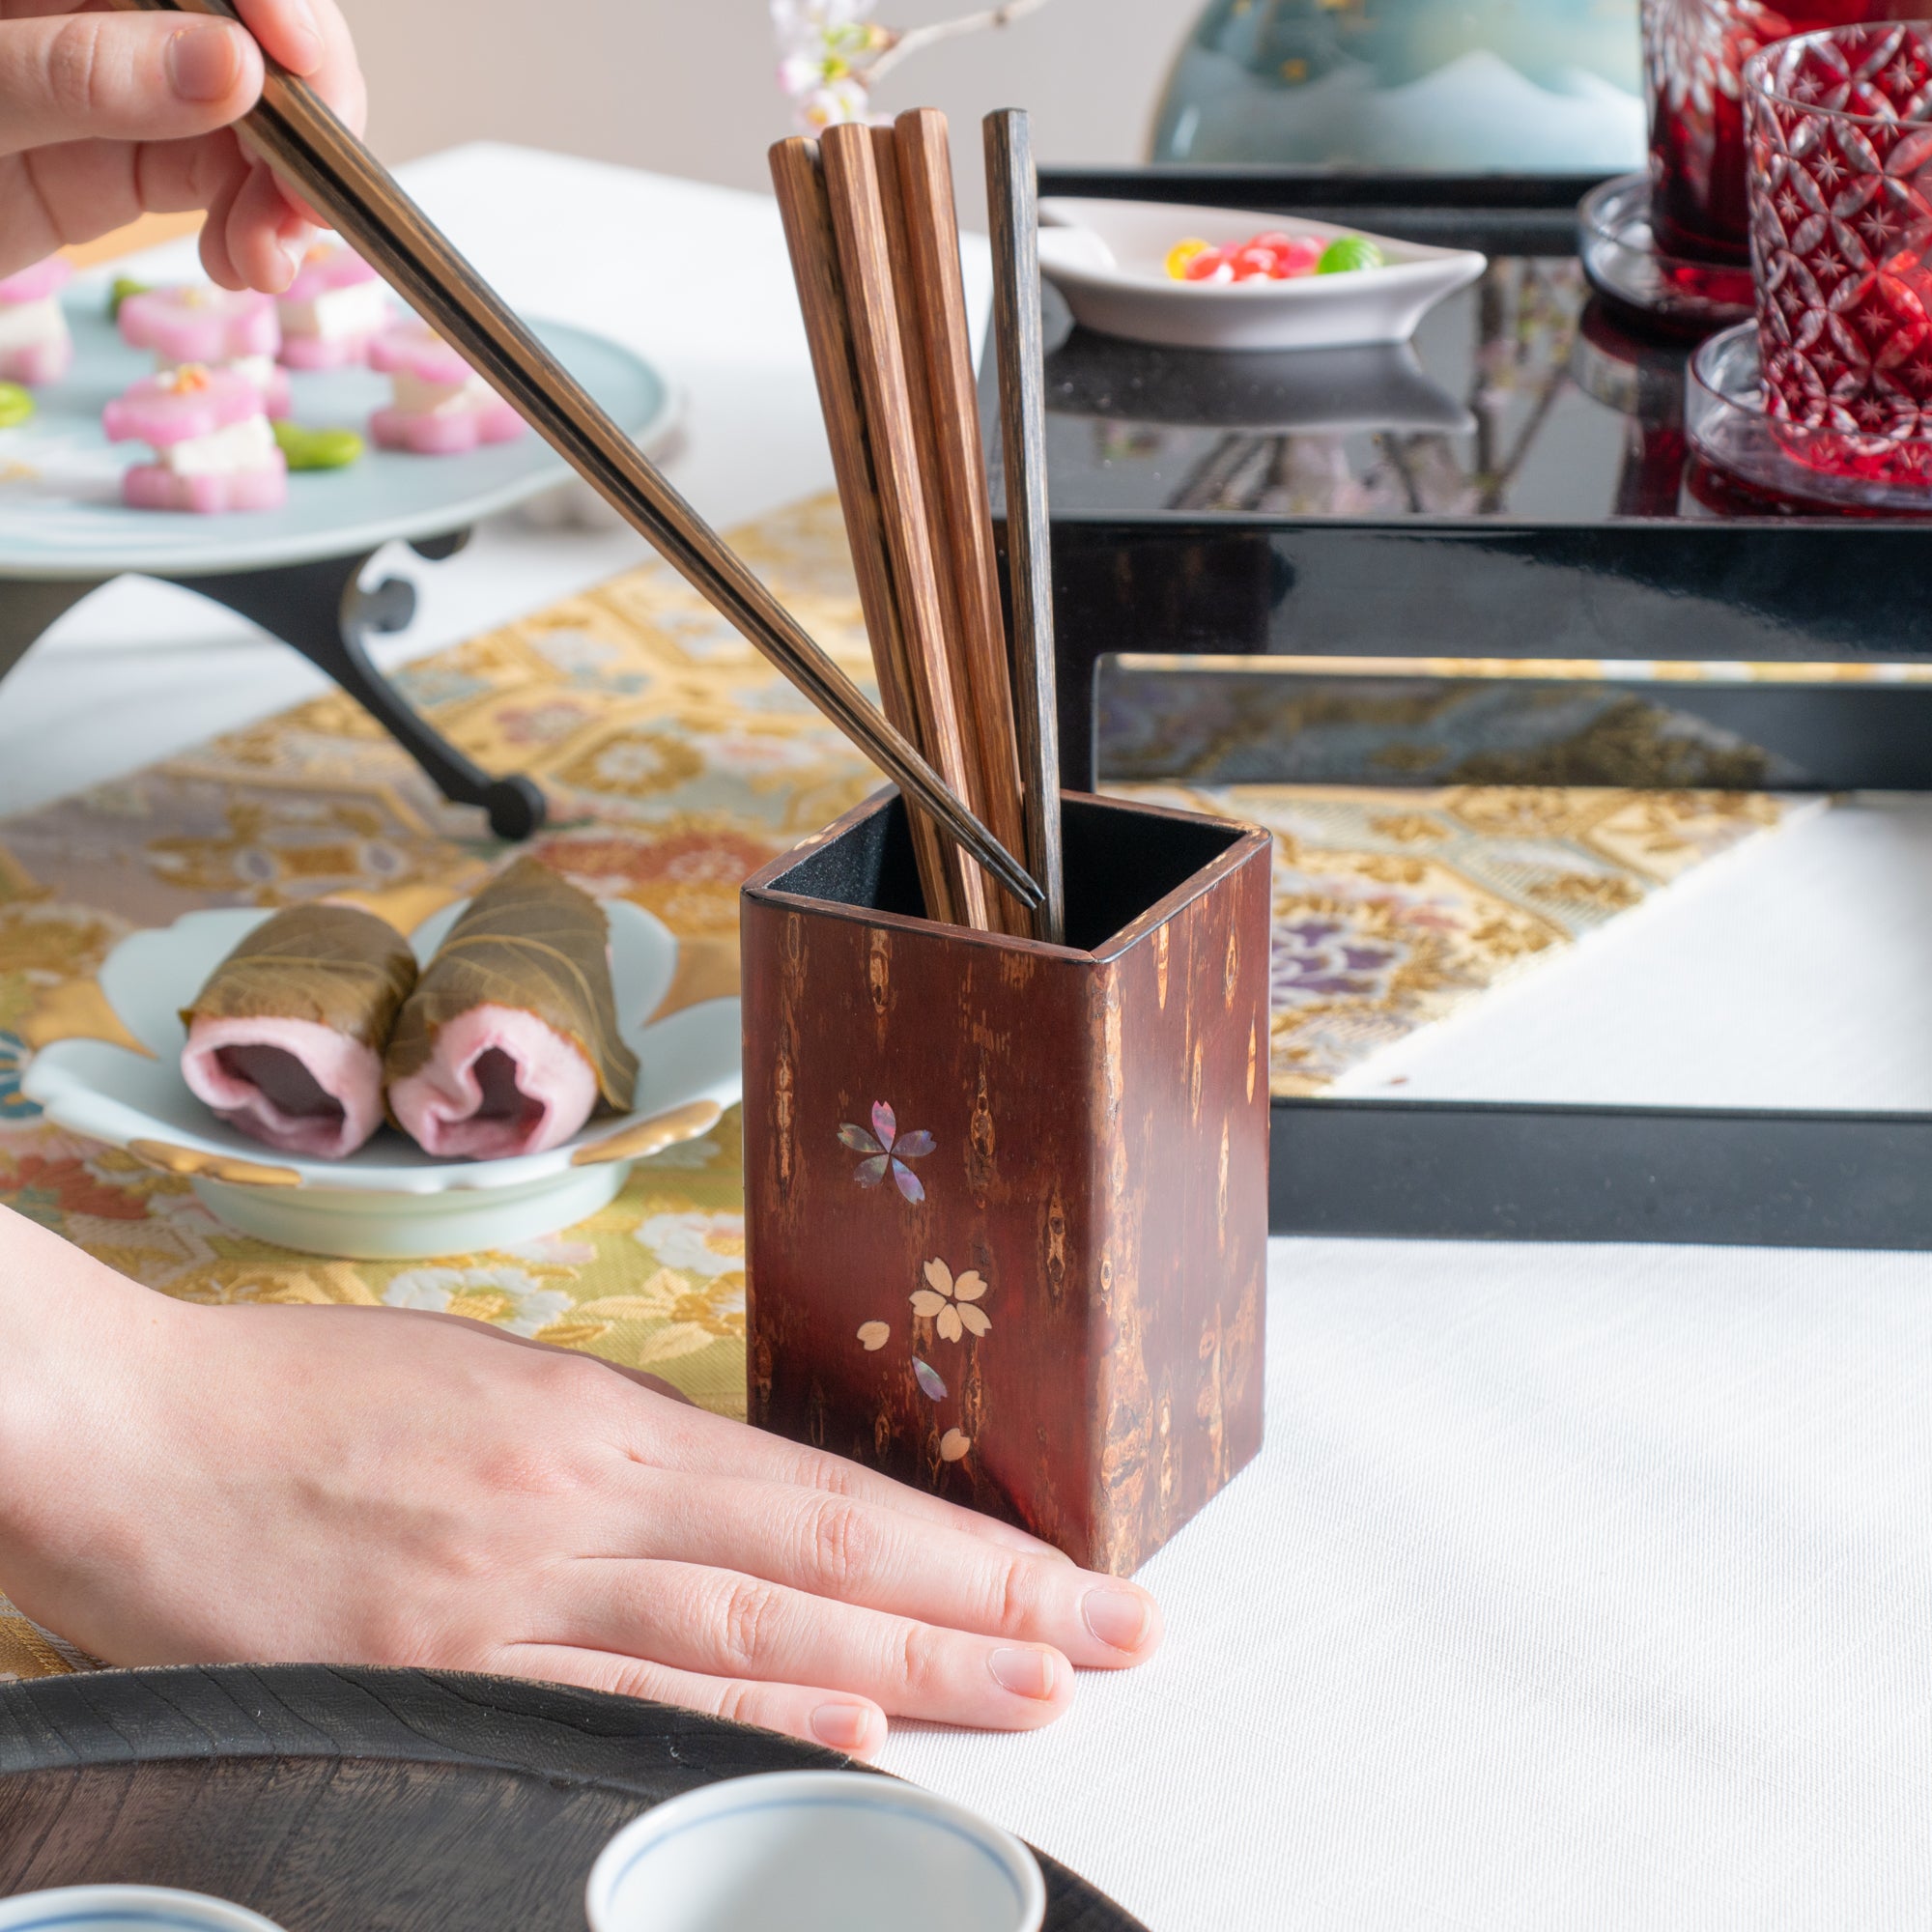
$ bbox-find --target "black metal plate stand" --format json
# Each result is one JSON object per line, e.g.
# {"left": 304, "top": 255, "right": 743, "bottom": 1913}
{"left": 0, "top": 1664, "right": 1142, "bottom": 1932}
{"left": 0, "top": 536, "right": 545, "bottom": 841}
{"left": 1026, "top": 166, "right": 1932, "bottom": 1251}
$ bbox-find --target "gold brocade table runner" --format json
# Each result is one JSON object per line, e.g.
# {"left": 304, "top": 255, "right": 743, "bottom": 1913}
{"left": 0, "top": 492, "right": 1809, "bottom": 1678}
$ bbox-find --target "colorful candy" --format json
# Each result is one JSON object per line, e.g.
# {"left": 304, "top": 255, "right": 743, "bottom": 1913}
{"left": 0, "top": 258, "right": 74, "bottom": 385}
{"left": 1165, "top": 229, "right": 1386, "bottom": 285}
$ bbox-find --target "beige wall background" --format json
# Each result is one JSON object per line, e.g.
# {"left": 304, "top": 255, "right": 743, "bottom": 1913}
{"left": 336, "top": 0, "right": 1198, "bottom": 223}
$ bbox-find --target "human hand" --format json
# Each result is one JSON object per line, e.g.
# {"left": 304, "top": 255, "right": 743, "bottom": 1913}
{"left": 0, "top": 0, "right": 365, "bottom": 288}
{"left": 0, "top": 1210, "right": 1161, "bottom": 1757}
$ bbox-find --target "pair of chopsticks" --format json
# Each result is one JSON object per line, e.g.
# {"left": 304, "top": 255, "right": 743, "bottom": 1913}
{"left": 771, "top": 111, "right": 1065, "bottom": 945}
{"left": 101, "top": 0, "right": 1044, "bottom": 919}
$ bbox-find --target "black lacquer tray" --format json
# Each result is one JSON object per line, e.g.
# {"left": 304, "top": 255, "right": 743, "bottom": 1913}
{"left": 988, "top": 165, "right": 1932, "bottom": 1254}
{"left": 0, "top": 1666, "right": 1141, "bottom": 1932}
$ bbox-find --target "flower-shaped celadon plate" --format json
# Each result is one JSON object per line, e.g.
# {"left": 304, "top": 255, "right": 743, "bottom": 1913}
{"left": 22, "top": 899, "right": 740, "bottom": 1259}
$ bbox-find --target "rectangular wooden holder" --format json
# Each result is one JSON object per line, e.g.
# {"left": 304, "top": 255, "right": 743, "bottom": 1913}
{"left": 742, "top": 788, "right": 1271, "bottom": 1574}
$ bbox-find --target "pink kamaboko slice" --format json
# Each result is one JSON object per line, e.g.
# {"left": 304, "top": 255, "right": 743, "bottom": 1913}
{"left": 367, "top": 319, "right": 525, "bottom": 454}
{"left": 0, "top": 256, "right": 73, "bottom": 385}
{"left": 180, "top": 903, "right": 419, "bottom": 1159}
{"left": 278, "top": 242, "right": 388, "bottom": 368}
{"left": 384, "top": 858, "right": 639, "bottom": 1160}
{"left": 119, "top": 284, "right": 287, "bottom": 412}
{"left": 102, "top": 363, "right": 288, "bottom": 514}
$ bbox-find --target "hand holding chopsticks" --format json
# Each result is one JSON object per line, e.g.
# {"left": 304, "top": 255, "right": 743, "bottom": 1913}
{"left": 99, "top": 0, "right": 1043, "bottom": 916}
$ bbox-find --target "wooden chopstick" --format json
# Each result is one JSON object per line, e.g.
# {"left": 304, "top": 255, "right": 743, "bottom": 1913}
{"left": 982, "top": 110, "right": 1067, "bottom": 945}
{"left": 820, "top": 122, "right": 990, "bottom": 932}
{"left": 97, "top": 0, "right": 1043, "bottom": 918}
{"left": 891, "top": 110, "right": 1032, "bottom": 938}
{"left": 768, "top": 137, "right": 957, "bottom": 926}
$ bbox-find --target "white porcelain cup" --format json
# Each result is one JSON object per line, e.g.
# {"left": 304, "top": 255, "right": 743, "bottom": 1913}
{"left": 0, "top": 1887, "right": 287, "bottom": 1932}
{"left": 584, "top": 1770, "right": 1046, "bottom": 1932}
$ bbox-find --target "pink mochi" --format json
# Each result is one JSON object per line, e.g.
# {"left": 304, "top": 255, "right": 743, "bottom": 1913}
{"left": 0, "top": 255, "right": 73, "bottom": 385}
{"left": 368, "top": 321, "right": 525, "bottom": 454}
{"left": 103, "top": 366, "right": 287, "bottom": 514}
{"left": 278, "top": 243, "right": 386, "bottom": 368}
{"left": 103, "top": 364, "right": 264, "bottom": 446}
{"left": 120, "top": 286, "right": 279, "bottom": 363}
{"left": 0, "top": 257, "right": 71, "bottom": 303}
{"left": 181, "top": 1014, "right": 387, "bottom": 1159}
{"left": 385, "top": 1006, "right": 602, "bottom": 1161}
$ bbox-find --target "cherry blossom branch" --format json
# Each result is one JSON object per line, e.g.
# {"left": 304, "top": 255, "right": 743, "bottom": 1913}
{"left": 864, "top": 0, "right": 1057, "bottom": 86}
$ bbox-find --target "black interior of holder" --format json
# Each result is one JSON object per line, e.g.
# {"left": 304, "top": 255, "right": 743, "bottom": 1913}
{"left": 767, "top": 792, "right": 1241, "bottom": 953}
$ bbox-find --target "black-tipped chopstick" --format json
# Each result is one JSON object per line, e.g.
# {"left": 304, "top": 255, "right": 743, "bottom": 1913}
{"left": 983, "top": 110, "right": 1066, "bottom": 946}
{"left": 101, "top": 0, "right": 1044, "bottom": 917}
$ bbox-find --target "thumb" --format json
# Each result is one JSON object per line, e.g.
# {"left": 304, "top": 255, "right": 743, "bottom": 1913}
{"left": 0, "top": 13, "right": 264, "bottom": 158}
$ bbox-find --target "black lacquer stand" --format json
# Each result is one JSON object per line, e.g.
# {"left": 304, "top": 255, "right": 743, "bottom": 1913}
{"left": 1000, "top": 165, "right": 1932, "bottom": 1253}
{"left": 0, "top": 529, "right": 546, "bottom": 840}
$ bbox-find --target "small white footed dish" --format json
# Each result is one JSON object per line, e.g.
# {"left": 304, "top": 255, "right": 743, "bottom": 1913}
{"left": 586, "top": 1771, "right": 1046, "bottom": 1932}
{"left": 23, "top": 896, "right": 740, "bottom": 1259}
{"left": 1037, "top": 195, "right": 1486, "bottom": 352}
{"left": 0, "top": 1887, "right": 287, "bottom": 1932}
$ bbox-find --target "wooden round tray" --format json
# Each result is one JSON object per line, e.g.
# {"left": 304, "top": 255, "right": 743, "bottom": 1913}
{"left": 0, "top": 1666, "right": 1142, "bottom": 1932}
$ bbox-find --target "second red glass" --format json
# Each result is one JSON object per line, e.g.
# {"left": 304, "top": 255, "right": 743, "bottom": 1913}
{"left": 1644, "top": 0, "right": 1917, "bottom": 265}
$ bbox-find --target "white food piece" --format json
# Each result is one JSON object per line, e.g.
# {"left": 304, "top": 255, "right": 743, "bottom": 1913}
{"left": 390, "top": 369, "right": 497, "bottom": 417}
{"left": 282, "top": 278, "right": 387, "bottom": 341}
{"left": 156, "top": 413, "right": 278, "bottom": 477}
{"left": 0, "top": 296, "right": 63, "bottom": 353}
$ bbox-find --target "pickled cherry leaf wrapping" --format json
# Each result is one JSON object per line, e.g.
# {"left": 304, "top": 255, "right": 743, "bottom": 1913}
{"left": 181, "top": 902, "right": 418, "bottom": 1045}
{"left": 382, "top": 857, "right": 639, "bottom": 1111}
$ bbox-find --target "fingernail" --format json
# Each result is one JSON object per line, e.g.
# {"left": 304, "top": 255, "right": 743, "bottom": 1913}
{"left": 266, "top": 242, "right": 298, "bottom": 294}
{"left": 1081, "top": 1585, "right": 1151, "bottom": 1653}
{"left": 166, "top": 23, "right": 241, "bottom": 102}
{"left": 988, "top": 1646, "right": 1057, "bottom": 1700}
{"left": 810, "top": 1702, "right": 875, "bottom": 1751}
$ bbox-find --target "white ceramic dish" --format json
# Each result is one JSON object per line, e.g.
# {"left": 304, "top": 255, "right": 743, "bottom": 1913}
{"left": 0, "top": 1887, "right": 286, "bottom": 1932}
{"left": 585, "top": 1771, "right": 1045, "bottom": 1932}
{"left": 1037, "top": 195, "right": 1487, "bottom": 353}
{"left": 22, "top": 896, "right": 740, "bottom": 1259}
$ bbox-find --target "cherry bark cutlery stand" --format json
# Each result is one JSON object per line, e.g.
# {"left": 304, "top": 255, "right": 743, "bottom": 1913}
{"left": 742, "top": 788, "right": 1271, "bottom": 1570}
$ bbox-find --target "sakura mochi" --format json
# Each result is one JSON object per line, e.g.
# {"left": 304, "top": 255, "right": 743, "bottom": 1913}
{"left": 181, "top": 903, "right": 419, "bottom": 1159}
{"left": 0, "top": 257, "right": 73, "bottom": 385}
{"left": 368, "top": 320, "right": 525, "bottom": 454}
{"left": 101, "top": 364, "right": 287, "bottom": 514}
{"left": 118, "top": 284, "right": 290, "bottom": 416}
{"left": 277, "top": 242, "right": 388, "bottom": 368}
{"left": 384, "top": 859, "right": 638, "bottom": 1160}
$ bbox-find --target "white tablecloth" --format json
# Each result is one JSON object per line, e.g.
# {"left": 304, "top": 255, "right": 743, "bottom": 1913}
{"left": 4, "top": 146, "right": 1929, "bottom": 1931}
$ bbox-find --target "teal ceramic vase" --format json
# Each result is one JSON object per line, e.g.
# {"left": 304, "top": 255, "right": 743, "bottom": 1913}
{"left": 1151, "top": 0, "right": 1647, "bottom": 172}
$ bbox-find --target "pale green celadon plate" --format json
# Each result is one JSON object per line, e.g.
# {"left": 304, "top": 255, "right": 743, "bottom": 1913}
{"left": 0, "top": 294, "right": 675, "bottom": 582}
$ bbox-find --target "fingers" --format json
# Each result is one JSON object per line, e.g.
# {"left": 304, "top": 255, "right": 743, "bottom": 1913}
{"left": 223, "top": 155, "right": 309, "bottom": 290}
{"left": 629, "top": 1397, "right": 1076, "bottom": 1563}
{"left": 0, "top": 13, "right": 262, "bottom": 156}
{"left": 497, "top": 1646, "right": 888, "bottom": 1759}
{"left": 196, "top": 160, "right": 248, "bottom": 290}
{"left": 543, "top": 1559, "right": 1074, "bottom": 1731}
{"left": 620, "top": 1469, "right": 1161, "bottom": 1671}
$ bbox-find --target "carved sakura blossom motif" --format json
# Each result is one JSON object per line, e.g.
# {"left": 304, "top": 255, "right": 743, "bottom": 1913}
{"left": 857, "top": 1321, "right": 891, "bottom": 1350}
{"left": 940, "top": 1428, "right": 972, "bottom": 1463}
